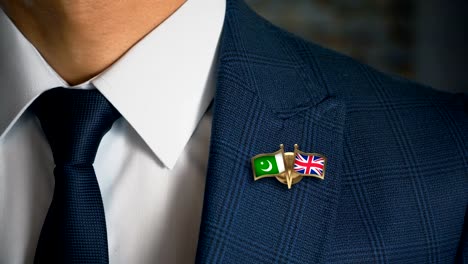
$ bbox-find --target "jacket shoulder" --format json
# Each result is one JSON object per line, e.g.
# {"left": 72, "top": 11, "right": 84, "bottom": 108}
{"left": 273, "top": 18, "right": 466, "bottom": 116}
{"left": 226, "top": 1, "right": 466, "bottom": 117}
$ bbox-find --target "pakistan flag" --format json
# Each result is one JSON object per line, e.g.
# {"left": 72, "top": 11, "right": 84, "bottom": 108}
{"left": 252, "top": 151, "right": 285, "bottom": 179}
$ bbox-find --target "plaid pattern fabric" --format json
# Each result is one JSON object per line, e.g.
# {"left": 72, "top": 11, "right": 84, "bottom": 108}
{"left": 196, "top": 0, "right": 467, "bottom": 263}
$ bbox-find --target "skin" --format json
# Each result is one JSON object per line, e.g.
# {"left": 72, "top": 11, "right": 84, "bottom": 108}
{"left": 0, "top": 0, "right": 186, "bottom": 85}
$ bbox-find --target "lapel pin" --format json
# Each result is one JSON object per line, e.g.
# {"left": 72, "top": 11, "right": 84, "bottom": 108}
{"left": 251, "top": 144, "right": 327, "bottom": 189}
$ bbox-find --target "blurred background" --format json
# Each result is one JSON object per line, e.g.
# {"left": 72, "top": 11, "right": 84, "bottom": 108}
{"left": 245, "top": 0, "right": 468, "bottom": 92}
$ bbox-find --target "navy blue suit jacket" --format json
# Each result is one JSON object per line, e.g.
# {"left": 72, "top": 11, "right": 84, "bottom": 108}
{"left": 196, "top": 1, "right": 467, "bottom": 263}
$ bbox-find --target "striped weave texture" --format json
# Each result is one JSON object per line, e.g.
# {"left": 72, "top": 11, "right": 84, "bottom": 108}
{"left": 32, "top": 88, "right": 120, "bottom": 264}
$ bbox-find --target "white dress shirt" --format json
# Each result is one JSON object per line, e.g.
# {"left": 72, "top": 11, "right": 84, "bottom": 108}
{"left": 0, "top": 0, "right": 225, "bottom": 263}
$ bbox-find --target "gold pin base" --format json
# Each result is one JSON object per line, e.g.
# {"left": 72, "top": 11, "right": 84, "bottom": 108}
{"left": 275, "top": 152, "right": 302, "bottom": 189}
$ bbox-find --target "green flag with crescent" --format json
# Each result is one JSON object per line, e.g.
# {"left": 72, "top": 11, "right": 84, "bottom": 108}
{"left": 252, "top": 149, "right": 285, "bottom": 179}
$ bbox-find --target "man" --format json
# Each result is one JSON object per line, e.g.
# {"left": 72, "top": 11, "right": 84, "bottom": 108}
{"left": 0, "top": 0, "right": 466, "bottom": 263}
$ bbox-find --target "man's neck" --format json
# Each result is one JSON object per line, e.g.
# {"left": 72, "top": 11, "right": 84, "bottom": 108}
{"left": 1, "top": 0, "right": 186, "bottom": 85}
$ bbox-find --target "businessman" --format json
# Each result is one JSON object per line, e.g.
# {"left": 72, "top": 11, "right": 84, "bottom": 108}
{"left": 0, "top": 0, "right": 466, "bottom": 263}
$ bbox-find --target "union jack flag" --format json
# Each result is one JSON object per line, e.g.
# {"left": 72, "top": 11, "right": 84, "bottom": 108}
{"left": 294, "top": 153, "right": 326, "bottom": 176}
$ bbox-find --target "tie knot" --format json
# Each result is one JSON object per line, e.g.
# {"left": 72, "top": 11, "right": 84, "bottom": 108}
{"left": 32, "top": 87, "right": 121, "bottom": 165}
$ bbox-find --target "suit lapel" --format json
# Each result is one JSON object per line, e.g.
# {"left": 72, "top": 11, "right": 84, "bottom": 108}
{"left": 196, "top": 1, "right": 347, "bottom": 263}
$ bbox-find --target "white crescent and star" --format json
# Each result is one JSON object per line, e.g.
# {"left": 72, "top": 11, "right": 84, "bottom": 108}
{"left": 260, "top": 160, "right": 273, "bottom": 172}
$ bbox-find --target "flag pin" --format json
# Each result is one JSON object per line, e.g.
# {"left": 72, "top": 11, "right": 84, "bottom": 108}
{"left": 251, "top": 144, "right": 327, "bottom": 189}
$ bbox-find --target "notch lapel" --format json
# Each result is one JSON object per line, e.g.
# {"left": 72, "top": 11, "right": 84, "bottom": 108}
{"left": 197, "top": 1, "right": 347, "bottom": 263}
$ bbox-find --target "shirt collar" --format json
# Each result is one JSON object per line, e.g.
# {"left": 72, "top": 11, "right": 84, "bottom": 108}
{"left": 0, "top": 0, "right": 226, "bottom": 169}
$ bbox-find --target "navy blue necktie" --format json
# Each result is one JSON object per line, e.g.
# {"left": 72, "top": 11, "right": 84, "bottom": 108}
{"left": 32, "top": 88, "right": 121, "bottom": 263}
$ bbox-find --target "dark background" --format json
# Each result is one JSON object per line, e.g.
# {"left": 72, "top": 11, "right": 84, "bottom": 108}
{"left": 245, "top": 0, "right": 468, "bottom": 93}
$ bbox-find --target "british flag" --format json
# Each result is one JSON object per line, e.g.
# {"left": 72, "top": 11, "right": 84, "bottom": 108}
{"left": 294, "top": 153, "right": 326, "bottom": 176}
